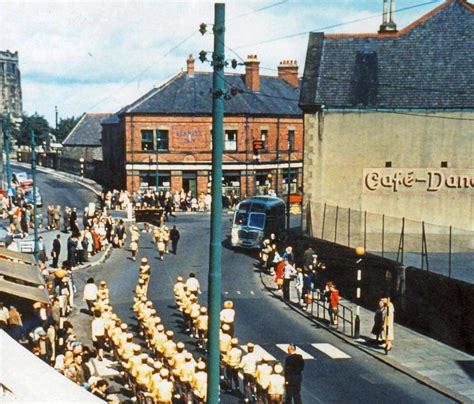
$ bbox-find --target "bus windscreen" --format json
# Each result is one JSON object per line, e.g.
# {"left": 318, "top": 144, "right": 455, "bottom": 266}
{"left": 248, "top": 213, "right": 266, "bottom": 230}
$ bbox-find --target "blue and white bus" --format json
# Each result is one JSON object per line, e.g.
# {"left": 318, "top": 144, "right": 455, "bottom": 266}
{"left": 231, "top": 196, "right": 286, "bottom": 248}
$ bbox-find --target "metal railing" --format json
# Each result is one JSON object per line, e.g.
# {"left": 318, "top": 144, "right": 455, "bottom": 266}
{"left": 309, "top": 289, "right": 354, "bottom": 337}
{"left": 304, "top": 201, "right": 474, "bottom": 283}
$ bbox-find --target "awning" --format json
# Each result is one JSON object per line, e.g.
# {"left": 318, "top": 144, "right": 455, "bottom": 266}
{"left": 0, "top": 330, "right": 104, "bottom": 403}
{"left": 0, "top": 247, "right": 36, "bottom": 265}
{"left": 0, "top": 261, "right": 44, "bottom": 286}
{"left": 0, "top": 277, "right": 50, "bottom": 304}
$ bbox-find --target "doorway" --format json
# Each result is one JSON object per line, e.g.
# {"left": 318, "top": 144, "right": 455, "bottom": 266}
{"left": 182, "top": 172, "right": 197, "bottom": 196}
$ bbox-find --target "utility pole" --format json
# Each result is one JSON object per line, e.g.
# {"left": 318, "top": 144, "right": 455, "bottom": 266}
{"left": 55, "top": 106, "right": 58, "bottom": 129}
{"left": 207, "top": 3, "right": 225, "bottom": 403}
{"left": 31, "top": 129, "right": 39, "bottom": 262}
{"left": 2, "top": 114, "right": 12, "bottom": 191}
{"left": 155, "top": 134, "right": 159, "bottom": 191}
{"left": 286, "top": 131, "right": 293, "bottom": 231}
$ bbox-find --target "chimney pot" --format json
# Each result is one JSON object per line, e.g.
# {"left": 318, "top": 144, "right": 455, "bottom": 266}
{"left": 187, "top": 54, "right": 195, "bottom": 77}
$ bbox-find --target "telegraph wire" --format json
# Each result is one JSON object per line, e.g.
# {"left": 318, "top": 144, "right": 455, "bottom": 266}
{"left": 233, "top": 0, "right": 441, "bottom": 50}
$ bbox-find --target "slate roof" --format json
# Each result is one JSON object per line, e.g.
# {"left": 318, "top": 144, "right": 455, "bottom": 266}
{"left": 62, "top": 113, "right": 112, "bottom": 146}
{"left": 123, "top": 72, "right": 301, "bottom": 117}
{"left": 300, "top": 0, "right": 474, "bottom": 110}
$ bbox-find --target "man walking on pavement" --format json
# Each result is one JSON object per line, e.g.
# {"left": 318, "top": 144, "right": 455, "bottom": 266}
{"left": 51, "top": 234, "right": 61, "bottom": 268}
{"left": 285, "top": 344, "right": 304, "bottom": 404}
{"left": 170, "top": 225, "right": 180, "bottom": 255}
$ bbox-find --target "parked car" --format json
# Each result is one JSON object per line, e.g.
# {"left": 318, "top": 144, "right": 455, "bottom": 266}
{"left": 24, "top": 188, "right": 43, "bottom": 207}
{"left": 12, "top": 171, "right": 33, "bottom": 188}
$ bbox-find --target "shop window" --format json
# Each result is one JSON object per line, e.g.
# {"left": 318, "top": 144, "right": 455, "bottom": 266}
{"left": 224, "top": 130, "right": 237, "bottom": 151}
{"left": 282, "top": 170, "right": 298, "bottom": 194}
{"left": 141, "top": 130, "right": 154, "bottom": 151}
{"left": 139, "top": 170, "right": 171, "bottom": 191}
{"left": 156, "top": 129, "right": 169, "bottom": 151}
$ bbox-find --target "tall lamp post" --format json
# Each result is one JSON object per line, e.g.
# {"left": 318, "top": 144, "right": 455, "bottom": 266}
{"left": 354, "top": 246, "right": 365, "bottom": 339}
{"left": 286, "top": 131, "right": 293, "bottom": 231}
{"left": 2, "top": 114, "right": 12, "bottom": 192}
{"left": 155, "top": 134, "right": 159, "bottom": 192}
{"left": 31, "top": 130, "right": 39, "bottom": 262}
{"left": 206, "top": 3, "right": 225, "bottom": 403}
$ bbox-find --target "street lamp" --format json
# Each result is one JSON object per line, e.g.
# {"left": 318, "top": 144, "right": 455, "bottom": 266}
{"left": 155, "top": 134, "right": 159, "bottom": 192}
{"left": 30, "top": 130, "right": 39, "bottom": 262}
{"left": 354, "top": 246, "right": 365, "bottom": 339}
{"left": 286, "top": 131, "right": 294, "bottom": 231}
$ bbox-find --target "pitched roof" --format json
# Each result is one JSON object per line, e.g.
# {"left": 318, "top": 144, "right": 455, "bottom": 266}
{"left": 122, "top": 72, "right": 301, "bottom": 117}
{"left": 300, "top": 0, "right": 474, "bottom": 110}
{"left": 62, "top": 113, "right": 112, "bottom": 146}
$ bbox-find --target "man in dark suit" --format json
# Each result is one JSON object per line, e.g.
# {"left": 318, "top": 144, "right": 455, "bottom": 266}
{"left": 170, "top": 225, "right": 180, "bottom": 255}
{"left": 51, "top": 234, "right": 61, "bottom": 268}
{"left": 285, "top": 343, "right": 305, "bottom": 404}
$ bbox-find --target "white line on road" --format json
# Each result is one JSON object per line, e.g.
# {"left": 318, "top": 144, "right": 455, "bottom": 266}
{"left": 311, "top": 343, "right": 351, "bottom": 359}
{"left": 276, "top": 344, "right": 314, "bottom": 360}
{"left": 250, "top": 291, "right": 255, "bottom": 295}
{"left": 224, "top": 291, "right": 228, "bottom": 295}
{"left": 241, "top": 345, "right": 276, "bottom": 361}
{"left": 236, "top": 290, "right": 241, "bottom": 295}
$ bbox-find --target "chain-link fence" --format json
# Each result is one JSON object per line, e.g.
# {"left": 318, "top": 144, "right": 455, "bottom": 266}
{"left": 304, "top": 202, "right": 474, "bottom": 283}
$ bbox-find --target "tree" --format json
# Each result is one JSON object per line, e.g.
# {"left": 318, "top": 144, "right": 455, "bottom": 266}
{"left": 52, "top": 116, "right": 80, "bottom": 143}
{"left": 12, "top": 113, "right": 51, "bottom": 146}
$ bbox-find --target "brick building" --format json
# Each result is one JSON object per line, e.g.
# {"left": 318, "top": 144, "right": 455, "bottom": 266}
{"left": 102, "top": 55, "right": 303, "bottom": 198}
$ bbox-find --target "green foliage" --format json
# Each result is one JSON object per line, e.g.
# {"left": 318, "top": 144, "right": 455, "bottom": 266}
{"left": 12, "top": 113, "right": 51, "bottom": 146}
{"left": 52, "top": 116, "right": 80, "bottom": 143}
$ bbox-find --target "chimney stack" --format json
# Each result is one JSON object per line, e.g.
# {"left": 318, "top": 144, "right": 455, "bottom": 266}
{"left": 378, "top": 0, "right": 397, "bottom": 33}
{"left": 245, "top": 54, "right": 260, "bottom": 92}
{"left": 186, "top": 54, "right": 195, "bottom": 77}
{"left": 278, "top": 60, "right": 299, "bottom": 88}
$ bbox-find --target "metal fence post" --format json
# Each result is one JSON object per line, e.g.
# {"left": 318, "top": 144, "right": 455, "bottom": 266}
{"left": 321, "top": 203, "right": 326, "bottom": 239}
{"left": 449, "top": 226, "right": 452, "bottom": 278}
{"left": 382, "top": 214, "right": 385, "bottom": 258}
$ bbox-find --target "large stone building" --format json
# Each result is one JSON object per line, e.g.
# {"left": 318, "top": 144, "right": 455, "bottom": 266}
{"left": 300, "top": 0, "right": 474, "bottom": 239}
{"left": 0, "top": 50, "right": 23, "bottom": 187}
{"left": 103, "top": 55, "right": 303, "bottom": 197}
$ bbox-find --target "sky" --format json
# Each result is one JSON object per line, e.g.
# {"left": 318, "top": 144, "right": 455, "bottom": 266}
{"left": 0, "top": 0, "right": 443, "bottom": 125}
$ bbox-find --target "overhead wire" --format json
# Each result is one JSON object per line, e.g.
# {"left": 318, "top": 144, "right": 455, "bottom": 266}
{"left": 232, "top": 0, "right": 441, "bottom": 50}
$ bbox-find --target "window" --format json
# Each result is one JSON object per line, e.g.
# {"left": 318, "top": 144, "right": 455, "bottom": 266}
{"left": 156, "top": 129, "right": 169, "bottom": 151}
{"left": 260, "top": 129, "right": 267, "bottom": 149}
{"left": 141, "top": 130, "right": 154, "bottom": 151}
{"left": 385, "top": 161, "right": 392, "bottom": 168}
{"left": 288, "top": 130, "right": 295, "bottom": 151}
{"left": 139, "top": 171, "right": 171, "bottom": 191}
{"left": 441, "top": 161, "right": 448, "bottom": 168}
{"left": 224, "top": 130, "right": 237, "bottom": 151}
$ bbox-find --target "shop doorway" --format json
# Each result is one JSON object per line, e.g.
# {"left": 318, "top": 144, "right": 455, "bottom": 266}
{"left": 182, "top": 172, "right": 197, "bottom": 196}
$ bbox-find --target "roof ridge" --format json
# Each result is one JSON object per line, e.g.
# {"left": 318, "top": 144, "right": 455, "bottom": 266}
{"left": 324, "top": 0, "right": 472, "bottom": 40}
{"left": 126, "top": 71, "right": 184, "bottom": 113}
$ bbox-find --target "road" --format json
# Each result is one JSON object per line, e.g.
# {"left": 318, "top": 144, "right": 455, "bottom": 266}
{"left": 27, "top": 169, "right": 453, "bottom": 403}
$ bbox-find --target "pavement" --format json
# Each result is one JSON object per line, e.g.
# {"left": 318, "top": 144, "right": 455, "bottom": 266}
{"left": 260, "top": 272, "right": 474, "bottom": 403}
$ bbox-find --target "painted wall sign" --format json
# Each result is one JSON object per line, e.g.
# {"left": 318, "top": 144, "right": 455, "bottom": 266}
{"left": 363, "top": 169, "right": 474, "bottom": 193}
{"left": 172, "top": 127, "right": 208, "bottom": 149}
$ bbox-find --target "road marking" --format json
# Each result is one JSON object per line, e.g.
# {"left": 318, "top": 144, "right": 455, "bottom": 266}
{"left": 311, "top": 343, "right": 351, "bottom": 359}
{"left": 236, "top": 291, "right": 241, "bottom": 295}
{"left": 224, "top": 291, "right": 228, "bottom": 295}
{"left": 241, "top": 345, "right": 276, "bottom": 361}
{"left": 276, "top": 344, "right": 314, "bottom": 360}
{"left": 250, "top": 291, "right": 255, "bottom": 295}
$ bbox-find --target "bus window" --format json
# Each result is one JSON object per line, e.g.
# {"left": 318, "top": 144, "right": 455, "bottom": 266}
{"left": 234, "top": 211, "right": 249, "bottom": 225}
{"left": 239, "top": 202, "right": 251, "bottom": 212}
{"left": 251, "top": 203, "right": 266, "bottom": 213}
{"left": 248, "top": 213, "right": 265, "bottom": 230}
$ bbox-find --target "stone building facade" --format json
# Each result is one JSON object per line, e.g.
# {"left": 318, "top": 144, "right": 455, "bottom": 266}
{"left": 300, "top": 0, "right": 474, "bottom": 232}
{"left": 0, "top": 50, "right": 23, "bottom": 186}
{"left": 103, "top": 55, "right": 304, "bottom": 198}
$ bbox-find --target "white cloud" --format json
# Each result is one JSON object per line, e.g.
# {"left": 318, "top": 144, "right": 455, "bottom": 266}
{"left": 0, "top": 0, "right": 439, "bottom": 124}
